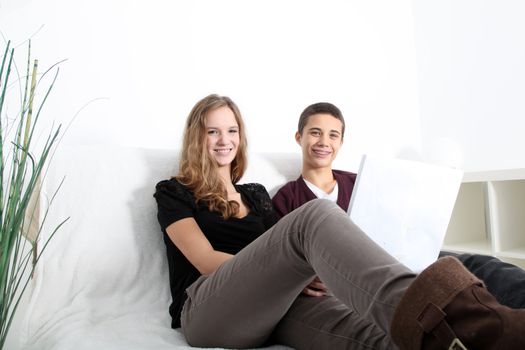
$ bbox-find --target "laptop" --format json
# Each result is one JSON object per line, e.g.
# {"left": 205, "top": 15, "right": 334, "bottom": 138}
{"left": 347, "top": 155, "right": 463, "bottom": 272}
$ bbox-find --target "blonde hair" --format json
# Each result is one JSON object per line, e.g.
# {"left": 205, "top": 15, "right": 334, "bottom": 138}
{"left": 176, "top": 94, "right": 248, "bottom": 219}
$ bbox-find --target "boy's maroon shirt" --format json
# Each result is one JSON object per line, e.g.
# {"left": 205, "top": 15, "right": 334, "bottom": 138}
{"left": 272, "top": 169, "right": 357, "bottom": 218}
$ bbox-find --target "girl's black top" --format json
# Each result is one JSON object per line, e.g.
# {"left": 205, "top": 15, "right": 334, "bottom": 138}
{"left": 154, "top": 178, "right": 278, "bottom": 328}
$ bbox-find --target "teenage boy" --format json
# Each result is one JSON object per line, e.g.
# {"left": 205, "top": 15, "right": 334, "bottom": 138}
{"left": 272, "top": 102, "right": 525, "bottom": 308}
{"left": 272, "top": 103, "right": 354, "bottom": 218}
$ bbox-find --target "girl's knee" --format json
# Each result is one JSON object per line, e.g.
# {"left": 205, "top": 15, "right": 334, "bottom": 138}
{"left": 304, "top": 198, "right": 339, "bottom": 211}
{"left": 297, "top": 199, "right": 345, "bottom": 232}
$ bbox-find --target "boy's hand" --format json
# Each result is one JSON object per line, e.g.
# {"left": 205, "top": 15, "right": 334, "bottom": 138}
{"left": 302, "top": 276, "right": 328, "bottom": 297}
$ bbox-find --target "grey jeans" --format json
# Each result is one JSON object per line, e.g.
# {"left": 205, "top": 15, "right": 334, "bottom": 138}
{"left": 181, "top": 199, "right": 416, "bottom": 349}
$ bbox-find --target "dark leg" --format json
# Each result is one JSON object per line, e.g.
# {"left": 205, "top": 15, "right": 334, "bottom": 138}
{"left": 440, "top": 251, "right": 525, "bottom": 308}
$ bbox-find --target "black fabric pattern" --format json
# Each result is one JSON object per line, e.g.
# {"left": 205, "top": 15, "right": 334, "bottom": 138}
{"left": 237, "top": 182, "right": 278, "bottom": 230}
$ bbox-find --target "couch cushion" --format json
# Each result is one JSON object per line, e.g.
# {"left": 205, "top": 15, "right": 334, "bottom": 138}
{"left": 19, "top": 145, "right": 296, "bottom": 350}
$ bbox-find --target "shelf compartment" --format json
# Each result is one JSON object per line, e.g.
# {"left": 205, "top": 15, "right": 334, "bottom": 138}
{"left": 487, "top": 180, "right": 525, "bottom": 256}
{"left": 444, "top": 182, "right": 492, "bottom": 254}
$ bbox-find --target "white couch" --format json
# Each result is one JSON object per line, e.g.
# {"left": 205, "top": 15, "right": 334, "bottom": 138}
{"left": 10, "top": 145, "right": 304, "bottom": 350}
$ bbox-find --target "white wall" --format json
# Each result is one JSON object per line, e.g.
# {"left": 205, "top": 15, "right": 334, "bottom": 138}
{"left": 1, "top": 0, "right": 420, "bottom": 172}
{"left": 3, "top": 1, "right": 523, "bottom": 174}
{"left": 413, "top": 0, "right": 525, "bottom": 172}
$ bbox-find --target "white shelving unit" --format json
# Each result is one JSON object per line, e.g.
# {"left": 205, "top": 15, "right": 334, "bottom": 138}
{"left": 443, "top": 169, "right": 525, "bottom": 269}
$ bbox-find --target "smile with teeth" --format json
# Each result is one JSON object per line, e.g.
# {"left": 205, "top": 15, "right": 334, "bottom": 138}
{"left": 214, "top": 148, "right": 233, "bottom": 154}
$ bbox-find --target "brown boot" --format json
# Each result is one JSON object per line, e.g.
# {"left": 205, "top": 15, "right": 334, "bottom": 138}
{"left": 390, "top": 256, "right": 525, "bottom": 349}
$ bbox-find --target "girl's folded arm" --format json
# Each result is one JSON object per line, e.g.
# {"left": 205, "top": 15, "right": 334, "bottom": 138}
{"left": 166, "top": 217, "right": 233, "bottom": 275}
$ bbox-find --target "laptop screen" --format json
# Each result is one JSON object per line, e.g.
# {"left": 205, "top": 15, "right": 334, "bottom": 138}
{"left": 348, "top": 155, "right": 463, "bottom": 272}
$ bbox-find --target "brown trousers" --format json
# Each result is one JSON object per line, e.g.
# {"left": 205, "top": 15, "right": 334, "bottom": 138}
{"left": 181, "top": 200, "right": 416, "bottom": 349}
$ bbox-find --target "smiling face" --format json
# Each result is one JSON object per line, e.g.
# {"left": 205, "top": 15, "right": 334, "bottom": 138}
{"left": 296, "top": 113, "right": 343, "bottom": 171}
{"left": 205, "top": 106, "right": 240, "bottom": 169}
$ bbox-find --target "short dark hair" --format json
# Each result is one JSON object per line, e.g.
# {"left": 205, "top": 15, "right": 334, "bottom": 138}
{"left": 298, "top": 102, "right": 345, "bottom": 138}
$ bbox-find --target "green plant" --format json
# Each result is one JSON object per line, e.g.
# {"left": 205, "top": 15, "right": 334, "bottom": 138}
{"left": 0, "top": 40, "right": 67, "bottom": 349}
